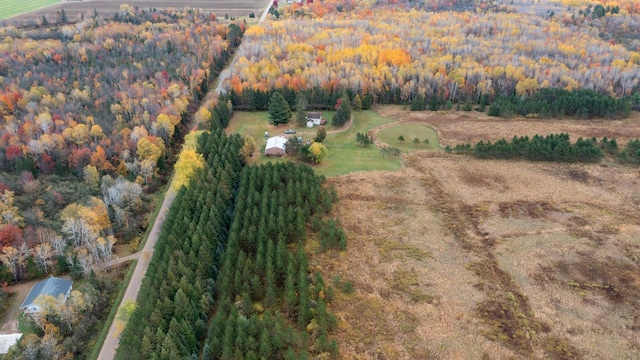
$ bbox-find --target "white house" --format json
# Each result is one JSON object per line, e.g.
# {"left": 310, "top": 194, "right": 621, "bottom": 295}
{"left": 20, "top": 277, "right": 73, "bottom": 314}
{"left": 306, "top": 112, "right": 325, "bottom": 126}
{"left": 264, "top": 136, "right": 288, "bottom": 156}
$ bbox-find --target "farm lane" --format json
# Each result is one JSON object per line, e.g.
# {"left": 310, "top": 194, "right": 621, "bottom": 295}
{"left": 97, "top": 190, "right": 176, "bottom": 360}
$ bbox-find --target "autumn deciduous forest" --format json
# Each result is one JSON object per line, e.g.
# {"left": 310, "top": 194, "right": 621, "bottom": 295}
{"left": 224, "top": 0, "right": 640, "bottom": 109}
{"left": 0, "top": 6, "right": 243, "bottom": 284}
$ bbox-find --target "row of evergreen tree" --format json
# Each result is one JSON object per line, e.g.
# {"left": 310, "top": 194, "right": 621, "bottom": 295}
{"left": 115, "top": 129, "right": 245, "bottom": 359}
{"left": 487, "top": 88, "right": 632, "bottom": 119}
{"left": 447, "top": 133, "right": 604, "bottom": 162}
{"left": 448, "top": 134, "right": 640, "bottom": 164}
{"left": 117, "top": 104, "right": 343, "bottom": 358}
{"left": 203, "top": 162, "right": 340, "bottom": 359}
{"left": 230, "top": 86, "right": 634, "bottom": 120}
{"left": 228, "top": 87, "right": 372, "bottom": 112}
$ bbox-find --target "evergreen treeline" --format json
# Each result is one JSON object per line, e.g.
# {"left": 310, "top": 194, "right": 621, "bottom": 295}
{"left": 203, "top": 162, "right": 339, "bottom": 359}
{"left": 448, "top": 133, "right": 604, "bottom": 162}
{"left": 488, "top": 88, "right": 632, "bottom": 119}
{"left": 114, "top": 129, "right": 245, "bottom": 359}
{"left": 229, "top": 87, "right": 373, "bottom": 111}
{"left": 230, "top": 87, "right": 634, "bottom": 121}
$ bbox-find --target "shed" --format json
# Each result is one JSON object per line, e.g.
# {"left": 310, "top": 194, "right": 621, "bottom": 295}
{"left": 0, "top": 334, "right": 22, "bottom": 354}
{"left": 20, "top": 277, "right": 72, "bottom": 314}
{"left": 264, "top": 136, "right": 288, "bottom": 156}
{"left": 307, "top": 112, "right": 325, "bottom": 125}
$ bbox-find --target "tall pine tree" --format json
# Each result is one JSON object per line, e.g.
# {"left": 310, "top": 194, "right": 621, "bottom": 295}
{"left": 269, "top": 92, "right": 292, "bottom": 126}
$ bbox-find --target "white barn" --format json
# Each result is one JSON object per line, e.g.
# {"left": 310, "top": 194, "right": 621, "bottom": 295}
{"left": 264, "top": 136, "right": 288, "bottom": 156}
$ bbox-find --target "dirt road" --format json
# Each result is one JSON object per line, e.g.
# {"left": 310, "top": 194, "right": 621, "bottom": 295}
{"left": 96, "top": 190, "right": 176, "bottom": 360}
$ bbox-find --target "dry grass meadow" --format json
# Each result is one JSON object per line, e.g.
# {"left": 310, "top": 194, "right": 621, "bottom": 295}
{"left": 313, "top": 107, "right": 640, "bottom": 359}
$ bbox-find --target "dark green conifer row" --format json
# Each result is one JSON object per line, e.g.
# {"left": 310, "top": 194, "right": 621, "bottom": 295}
{"left": 115, "top": 129, "right": 244, "bottom": 359}
{"left": 204, "top": 162, "right": 339, "bottom": 359}
{"left": 117, "top": 107, "right": 342, "bottom": 359}
{"left": 448, "top": 133, "right": 604, "bottom": 163}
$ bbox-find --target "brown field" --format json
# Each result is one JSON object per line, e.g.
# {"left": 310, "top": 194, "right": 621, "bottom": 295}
{"left": 375, "top": 106, "right": 640, "bottom": 148}
{"left": 3, "top": 0, "right": 270, "bottom": 25}
{"left": 313, "top": 108, "right": 640, "bottom": 359}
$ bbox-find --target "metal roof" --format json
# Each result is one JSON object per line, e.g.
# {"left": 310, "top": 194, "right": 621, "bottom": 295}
{"left": 20, "top": 277, "right": 72, "bottom": 310}
{"left": 265, "top": 136, "right": 288, "bottom": 150}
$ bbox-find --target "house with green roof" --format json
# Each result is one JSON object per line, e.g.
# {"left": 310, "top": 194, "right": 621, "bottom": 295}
{"left": 20, "top": 277, "right": 72, "bottom": 314}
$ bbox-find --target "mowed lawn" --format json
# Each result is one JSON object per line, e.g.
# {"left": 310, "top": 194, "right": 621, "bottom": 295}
{"left": 226, "top": 110, "right": 402, "bottom": 176}
{"left": 0, "top": 0, "right": 58, "bottom": 20}
{"left": 317, "top": 110, "right": 402, "bottom": 176}
{"left": 377, "top": 123, "right": 441, "bottom": 152}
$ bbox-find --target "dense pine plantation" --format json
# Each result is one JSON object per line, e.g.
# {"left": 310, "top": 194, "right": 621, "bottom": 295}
{"left": 203, "top": 162, "right": 338, "bottom": 359}
{"left": 488, "top": 89, "right": 632, "bottom": 119}
{"left": 116, "top": 127, "right": 340, "bottom": 358}
{"left": 114, "top": 129, "right": 245, "bottom": 359}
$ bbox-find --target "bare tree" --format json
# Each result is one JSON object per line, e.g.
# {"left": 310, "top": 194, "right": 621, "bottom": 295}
{"left": 33, "top": 243, "right": 53, "bottom": 273}
{"left": 0, "top": 246, "right": 19, "bottom": 281}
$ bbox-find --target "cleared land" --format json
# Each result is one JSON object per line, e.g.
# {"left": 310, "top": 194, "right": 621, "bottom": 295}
{"left": 226, "top": 110, "right": 403, "bottom": 176}
{"left": 0, "top": 0, "right": 58, "bottom": 20}
{"left": 3, "top": 0, "right": 270, "bottom": 24}
{"left": 312, "top": 108, "right": 640, "bottom": 359}
{"left": 376, "top": 123, "right": 440, "bottom": 151}
{"left": 375, "top": 106, "right": 640, "bottom": 148}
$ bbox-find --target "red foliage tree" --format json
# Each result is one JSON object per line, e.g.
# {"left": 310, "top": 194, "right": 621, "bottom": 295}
{"left": 0, "top": 224, "right": 23, "bottom": 247}
{"left": 37, "top": 153, "right": 56, "bottom": 174}
{"left": 69, "top": 146, "right": 92, "bottom": 172}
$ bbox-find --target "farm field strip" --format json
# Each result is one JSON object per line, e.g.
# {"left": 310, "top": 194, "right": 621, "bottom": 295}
{"left": 3, "top": 0, "right": 270, "bottom": 24}
{"left": 0, "top": 0, "right": 58, "bottom": 20}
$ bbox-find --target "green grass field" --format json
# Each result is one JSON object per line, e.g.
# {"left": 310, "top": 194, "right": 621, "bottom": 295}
{"left": 227, "top": 109, "right": 402, "bottom": 176}
{"left": 316, "top": 110, "right": 402, "bottom": 176}
{"left": 0, "top": 0, "right": 59, "bottom": 20}
{"left": 377, "top": 123, "right": 441, "bottom": 152}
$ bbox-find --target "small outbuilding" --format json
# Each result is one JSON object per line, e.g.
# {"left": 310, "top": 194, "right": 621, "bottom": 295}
{"left": 20, "top": 277, "right": 72, "bottom": 314}
{"left": 307, "top": 112, "right": 325, "bottom": 126}
{"left": 264, "top": 136, "right": 288, "bottom": 156}
{"left": 0, "top": 334, "right": 22, "bottom": 355}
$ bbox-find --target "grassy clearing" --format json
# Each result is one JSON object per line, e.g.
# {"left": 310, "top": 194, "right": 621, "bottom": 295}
{"left": 0, "top": 0, "right": 58, "bottom": 20}
{"left": 226, "top": 110, "right": 402, "bottom": 176}
{"left": 377, "top": 123, "right": 441, "bottom": 151}
{"left": 314, "top": 110, "right": 402, "bottom": 176}
{"left": 17, "top": 313, "right": 36, "bottom": 334}
{"left": 87, "top": 260, "right": 138, "bottom": 360}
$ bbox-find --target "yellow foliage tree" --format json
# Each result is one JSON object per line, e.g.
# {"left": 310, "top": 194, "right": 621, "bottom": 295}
{"left": 240, "top": 135, "right": 257, "bottom": 160}
{"left": 172, "top": 148, "right": 205, "bottom": 190}
{"left": 0, "top": 190, "right": 22, "bottom": 226}
{"left": 136, "top": 137, "right": 162, "bottom": 163}
{"left": 308, "top": 142, "right": 328, "bottom": 163}
{"left": 83, "top": 165, "right": 100, "bottom": 191}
